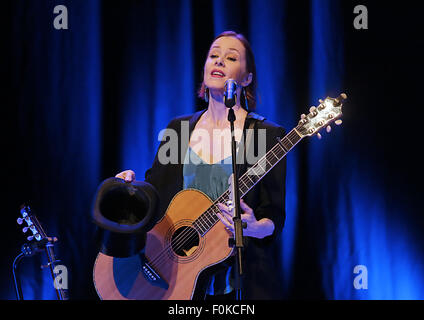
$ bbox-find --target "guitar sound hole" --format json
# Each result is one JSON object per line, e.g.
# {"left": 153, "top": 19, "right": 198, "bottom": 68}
{"left": 170, "top": 226, "right": 200, "bottom": 257}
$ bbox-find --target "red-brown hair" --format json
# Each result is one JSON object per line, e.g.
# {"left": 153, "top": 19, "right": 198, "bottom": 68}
{"left": 198, "top": 31, "right": 257, "bottom": 111}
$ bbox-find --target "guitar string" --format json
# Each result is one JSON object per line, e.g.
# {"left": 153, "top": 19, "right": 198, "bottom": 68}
{"left": 145, "top": 130, "right": 299, "bottom": 270}
{"left": 145, "top": 131, "right": 296, "bottom": 270}
{"left": 146, "top": 131, "right": 297, "bottom": 270}
{"left": 146, "top": 151, "right": 285, "bottom": 271}
{"left": 147, "top": 151, "right": 287, "bottom": 270}
{"left": 147, "top": 118, "right": 333, "bottom": 267}
{"left": 146, "top": 131, "right": 302, "bottom": 272}
{"left": 146, "top": 196, "right": 228, "bottom": 268}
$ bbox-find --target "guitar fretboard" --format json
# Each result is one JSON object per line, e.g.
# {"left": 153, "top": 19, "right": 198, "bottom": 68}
{"left": 192, "top": 127, "right": 303, "bottom": 236}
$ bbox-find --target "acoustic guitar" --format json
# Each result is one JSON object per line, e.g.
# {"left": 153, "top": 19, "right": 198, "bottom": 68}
{"left": 93, "top": 94, "right": 347, "bottom": 300}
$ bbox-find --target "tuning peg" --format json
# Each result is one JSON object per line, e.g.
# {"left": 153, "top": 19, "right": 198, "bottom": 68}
{"left": 298, "top": 114, "right": 308, "bottom": 125}
{"left": 326, "top": 120, "right": 343, "bottom": 134}
{"left": 20, "top": 206, "right": 29, "bottom": 218}
{"left": 17, "top": 217, "right": 24, "bottom": 225}
{"left": 318, "top": 125, "right": 334, "bottom": 139}
{"left": 336, "top": 93, "right": 347, "bottom": 103}
{"left": 47, "top": 237, "right": 58, "bottom": 243}
{"left": 27, "top": 236, "right": 34, "bottom": 241}
{"left": 309, "top": 106, "right": 318, "bottom": 117}
{"left": 22, "top": 226, "right": 29, "bottom": 233}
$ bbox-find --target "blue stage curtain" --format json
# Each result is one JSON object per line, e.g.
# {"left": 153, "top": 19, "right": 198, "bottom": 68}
{"left": 6, "top": 0, "right": 102, "bottom": 299}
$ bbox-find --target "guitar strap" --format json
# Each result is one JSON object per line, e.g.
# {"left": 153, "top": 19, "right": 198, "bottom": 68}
{"left": 236, "top": 112, "right": 266, "bottom": 177}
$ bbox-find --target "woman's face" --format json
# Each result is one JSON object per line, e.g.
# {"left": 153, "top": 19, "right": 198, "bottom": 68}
{"left": 204, "top": 36, "right": 251, "bottom": 93}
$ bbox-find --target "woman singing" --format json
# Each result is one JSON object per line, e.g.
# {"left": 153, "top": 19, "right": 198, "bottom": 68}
{"left": 116, "top": 31, "right": 286, "bottom": 300}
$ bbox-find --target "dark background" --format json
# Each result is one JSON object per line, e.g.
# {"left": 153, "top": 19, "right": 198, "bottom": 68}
{"left": 2, "top": 0, "right": 424, "bottom": 300}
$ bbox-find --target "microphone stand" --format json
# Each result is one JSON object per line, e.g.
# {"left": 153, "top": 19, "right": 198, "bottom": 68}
{"left": 226, "top": 93, "right": 245, "bottom": 301}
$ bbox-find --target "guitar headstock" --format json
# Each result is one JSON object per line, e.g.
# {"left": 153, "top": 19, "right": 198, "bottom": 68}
{"left": 17, "top": 204, "right": 47, "bottom": 242}
{"left": 296, "top": 93, "right": 347, "bottom": 137}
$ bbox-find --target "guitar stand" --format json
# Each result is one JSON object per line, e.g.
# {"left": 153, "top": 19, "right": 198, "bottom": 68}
{"left": 12, "top": 237, "right": 58, "bottom": 300}
{"left": 12, "top": 251, "right": 25, "bottom": 300}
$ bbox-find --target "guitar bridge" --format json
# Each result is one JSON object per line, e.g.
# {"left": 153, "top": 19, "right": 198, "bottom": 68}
{"left": 140, "top": 255, "right": 168, "bottom": 290}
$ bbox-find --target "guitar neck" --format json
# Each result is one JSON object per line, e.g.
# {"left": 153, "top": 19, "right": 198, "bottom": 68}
{"left": 192, "top": 127, "right": 303, "bottom": 236}
{"left": 236, "top": 127, "right": 302, "bottom": 197}
{"left": 18, "top": 205, "right": 69, "bottom": 300}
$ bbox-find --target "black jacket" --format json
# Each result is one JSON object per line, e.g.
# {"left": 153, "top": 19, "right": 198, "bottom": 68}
{"left": 145, "top": 109, "right": 287, "bottom": 299}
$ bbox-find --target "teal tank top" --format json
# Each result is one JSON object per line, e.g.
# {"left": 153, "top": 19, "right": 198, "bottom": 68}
{"left": 183, "top": 146, "right": 234, "bottom": 295}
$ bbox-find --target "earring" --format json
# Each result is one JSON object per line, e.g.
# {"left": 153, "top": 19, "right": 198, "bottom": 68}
{"left": 242, "top": 87, "right": 248, "bottom": 110}
{"left": 204, "top": 87, "right": 209, "bottom": 103}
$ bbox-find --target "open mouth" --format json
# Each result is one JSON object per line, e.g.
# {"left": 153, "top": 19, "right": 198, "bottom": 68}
{"left": 211, "top": 69, "right": 225, "bottom": 78}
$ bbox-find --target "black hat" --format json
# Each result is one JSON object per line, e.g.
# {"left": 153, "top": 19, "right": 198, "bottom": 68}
{"left": 92, "top": 177, "right": 159, "bottom": 257}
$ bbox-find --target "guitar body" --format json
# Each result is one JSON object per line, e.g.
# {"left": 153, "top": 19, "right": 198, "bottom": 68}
{"left": 93, "top": 189, "right": 233, "bottom": 300}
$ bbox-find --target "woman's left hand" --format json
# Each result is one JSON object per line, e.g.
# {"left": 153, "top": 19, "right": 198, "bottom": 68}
{"left": 217, "top": 199, "right": 274, "bottom": 239}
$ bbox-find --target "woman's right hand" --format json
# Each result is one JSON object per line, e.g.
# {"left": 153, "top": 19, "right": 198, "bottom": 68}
{"left": 115, "top": 170, "right": 136, "bottom": 183}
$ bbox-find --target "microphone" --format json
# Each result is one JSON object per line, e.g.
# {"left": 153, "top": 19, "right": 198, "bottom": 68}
{"left": 224, "top": 79, "right": 238, "bottom": 108}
